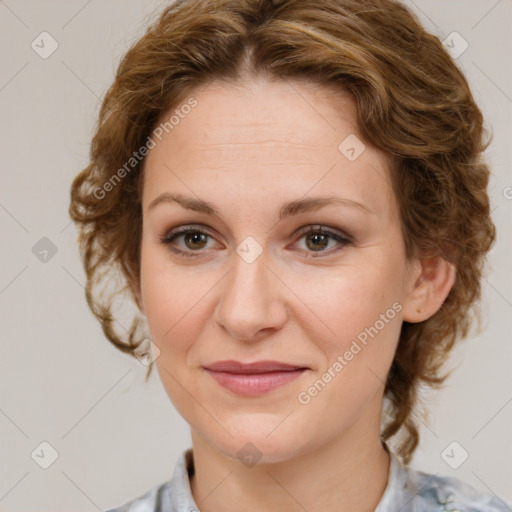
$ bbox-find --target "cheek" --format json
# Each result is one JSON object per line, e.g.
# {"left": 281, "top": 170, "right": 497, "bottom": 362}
{"left": 292, "top": 257, "right": 404, "bottom": 349}
{"left": 139, "top": 248, "right": 205, "bottom": 357}
{"left": 139, "top": 252, "right": 211, "bottom": 416}
{"left": 289, "top": 255, "right": 405, "bottom": 418}
{"left": 294, "top": 268, "right": 403, "bottom": 431}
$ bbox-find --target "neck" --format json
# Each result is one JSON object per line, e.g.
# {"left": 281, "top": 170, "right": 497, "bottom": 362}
{"left": 189, "top": 398, "right": 391, "bottom": 512}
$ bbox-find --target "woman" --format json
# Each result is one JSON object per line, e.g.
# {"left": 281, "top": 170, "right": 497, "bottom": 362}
{"left": 69, "top": 0, "right": 509, "bottom": 510}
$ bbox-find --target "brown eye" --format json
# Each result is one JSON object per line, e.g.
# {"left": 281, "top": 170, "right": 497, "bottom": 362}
{"left": 294, "top": 226, "right": 352, "bottom": 257}
{"left": 305, "top": 232, "right": 330, "bottom": 251}
{"left": 182, "top": 232, "right": 208, "bottom": 250}
{"left": 159, "top": 226, "right": 216, "bottom": 257}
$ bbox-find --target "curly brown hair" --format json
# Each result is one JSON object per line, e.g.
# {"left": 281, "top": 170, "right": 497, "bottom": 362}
{"left": 69, "top": 0, "right": 495, "bottom": 464}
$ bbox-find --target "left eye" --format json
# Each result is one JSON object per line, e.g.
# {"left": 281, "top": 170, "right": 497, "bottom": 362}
{"left": 292, "top": 227, "right": 351, "bottom": 256}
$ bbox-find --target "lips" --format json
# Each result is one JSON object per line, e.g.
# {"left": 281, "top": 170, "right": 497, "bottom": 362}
{"left": 203, "top": 360, "right": 308, "bottom": 396}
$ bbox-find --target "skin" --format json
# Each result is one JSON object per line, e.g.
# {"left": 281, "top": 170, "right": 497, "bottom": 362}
{"left": 136, "top": 75, "right": 456, "bottom": 512}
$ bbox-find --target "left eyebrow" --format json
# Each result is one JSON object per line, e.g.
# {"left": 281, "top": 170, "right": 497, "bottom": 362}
{"left": 277, "top": 196, "right": 372, "bottom": 220}
{"left": 147, "top": 193, "right": 372, "bottom": 218}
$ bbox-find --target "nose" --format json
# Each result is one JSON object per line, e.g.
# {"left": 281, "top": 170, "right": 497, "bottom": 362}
{"left": 214, "top": 250, "right": 288, "bottom": 341}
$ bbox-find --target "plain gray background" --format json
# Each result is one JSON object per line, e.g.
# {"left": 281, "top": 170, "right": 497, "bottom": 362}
{"left": 0, "top": 1, "right": 511, "bottom": 510}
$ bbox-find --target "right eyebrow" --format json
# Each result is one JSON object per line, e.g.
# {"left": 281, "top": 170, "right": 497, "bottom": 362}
{"left": 148, "top": 192, "right": 220, "bottom": 216}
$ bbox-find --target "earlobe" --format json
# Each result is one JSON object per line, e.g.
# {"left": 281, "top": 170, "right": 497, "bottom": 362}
{"left": 402, "top": 256, "right": 456, "bottom": 323}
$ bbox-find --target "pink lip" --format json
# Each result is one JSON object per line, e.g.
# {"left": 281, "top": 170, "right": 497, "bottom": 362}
{"left": 203, "top": 360, "right": 308, "bottom": 396}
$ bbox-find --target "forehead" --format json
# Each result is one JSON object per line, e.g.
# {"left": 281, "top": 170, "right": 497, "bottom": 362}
{"left": 142, "top": 78, "right": 395, "bottom": 219}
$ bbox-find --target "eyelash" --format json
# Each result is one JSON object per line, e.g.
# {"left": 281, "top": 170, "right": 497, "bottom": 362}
{"left": 158, "top": 224, "right": 352, "bottom": 259}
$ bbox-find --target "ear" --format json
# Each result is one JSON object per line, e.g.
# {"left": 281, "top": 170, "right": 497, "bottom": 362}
{"left": 402, "top": 255, "right": 456, "bottom": 323}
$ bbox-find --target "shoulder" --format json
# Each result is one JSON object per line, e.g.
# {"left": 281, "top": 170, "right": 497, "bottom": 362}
{"left": 395, "top": 461, "right": 511, "bottom": 511}
{"left": 105, "top": 481, "right": 172, "bottom": 512}
{"left": 105, "top": 448, "right": 197, "bottom": 512}
{"left": 377, "top": 450, "right": 511, "bottom": 511}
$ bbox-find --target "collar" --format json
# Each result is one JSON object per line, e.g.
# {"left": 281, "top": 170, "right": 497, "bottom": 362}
{"left": 163, "top": 447, "right": 410, "bottom": 512}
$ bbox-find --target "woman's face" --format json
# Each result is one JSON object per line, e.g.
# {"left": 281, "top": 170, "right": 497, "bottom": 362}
{"left": 139, "top": 77, "right": 418, "bottom": 464}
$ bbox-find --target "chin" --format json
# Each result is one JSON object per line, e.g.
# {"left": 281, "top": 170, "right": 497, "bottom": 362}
{"left": 198, "top": 415, "right": 317, "bottom": 466}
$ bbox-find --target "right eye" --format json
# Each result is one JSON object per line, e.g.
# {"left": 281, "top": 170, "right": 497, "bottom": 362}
{"left": 158, "top": 225, "right": 220, "bottom": 258}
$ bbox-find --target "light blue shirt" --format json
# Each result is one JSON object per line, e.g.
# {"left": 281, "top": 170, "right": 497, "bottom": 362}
{"left": 106, "top": 448, "right": 510, "bottom": 511}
